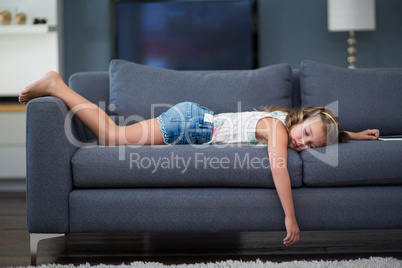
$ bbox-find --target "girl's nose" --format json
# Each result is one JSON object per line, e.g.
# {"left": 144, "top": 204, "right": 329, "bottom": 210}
{"left": 300, "top": 137, "right": 308, "bottom": 148}
{"left": 295, "top": 139, "right": 303, "bottom": 149}
{"left": 300, "top": 137, "right": 305, "bottom": 146}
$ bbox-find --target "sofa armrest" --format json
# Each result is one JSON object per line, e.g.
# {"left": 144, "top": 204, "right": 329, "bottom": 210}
{"left": 26, "top": 96, "right": 86, "bottom": 233}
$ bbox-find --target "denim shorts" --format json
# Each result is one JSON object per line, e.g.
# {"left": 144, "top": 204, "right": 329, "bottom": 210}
{"left": 157, "top": 102, "right": 214, "bottom": 145}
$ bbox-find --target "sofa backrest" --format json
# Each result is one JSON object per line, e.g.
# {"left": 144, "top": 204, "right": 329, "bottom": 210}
{"left": 108, "top": 59, "right": 294, "bottom": 122}
{"left": 300, "top": 60, "right": 402, "bottom": 135}
{"left": 69, "top": 71, "right": 110, "bottom": 107}
{"left": 291, "top": 69, "right": 301, "bottom": 109}
{"left": 69, "top": 61, "right": 298, "bottom": 141}
{"left": 69, "top": 60, "right": 402, "bottom": 140}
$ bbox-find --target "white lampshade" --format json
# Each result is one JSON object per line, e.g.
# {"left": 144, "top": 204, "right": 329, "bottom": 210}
{"left": 328, "top": 0, "right": 376, "bottom": 32}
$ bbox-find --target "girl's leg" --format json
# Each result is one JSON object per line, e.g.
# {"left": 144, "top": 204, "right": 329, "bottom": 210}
{"left": 19, "top": 71, "right": 164, "bottom": 146}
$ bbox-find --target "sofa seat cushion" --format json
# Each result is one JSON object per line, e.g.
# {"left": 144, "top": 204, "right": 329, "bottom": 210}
{"left": 109, "top": 59, "right": 293, "bottom": 120}
{"left": 301, "top": 140, "right": 402, "bottom": 187}
{"left": 71, "top": 145, "right": 303, "bottom": 188}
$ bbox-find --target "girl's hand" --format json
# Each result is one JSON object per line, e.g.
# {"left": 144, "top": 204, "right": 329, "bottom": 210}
{"left": 283, "top": 215, "right": 300, "bottom": 246}
{"left": 353, "top": 129, "right": 380, "bottom": 140}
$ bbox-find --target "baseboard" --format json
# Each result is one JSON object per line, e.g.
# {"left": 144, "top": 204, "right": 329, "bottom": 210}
{"left": 0, "top": 178, "right": 26, "bottom": 193}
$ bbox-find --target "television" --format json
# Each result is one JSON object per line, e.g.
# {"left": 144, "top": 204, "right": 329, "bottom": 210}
{"left": 112, "top": 0, "right": 258, "bottom": 70}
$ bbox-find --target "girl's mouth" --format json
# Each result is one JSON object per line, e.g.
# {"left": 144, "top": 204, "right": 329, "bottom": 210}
{"left": 293, "top": 140, "right": 298, "bottom": 148}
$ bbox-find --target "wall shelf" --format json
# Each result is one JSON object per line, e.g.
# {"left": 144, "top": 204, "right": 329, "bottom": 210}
{"left": 0, "top": 25, "right": 57, "bottom": 35}
{"left": 0, "top": 104, "right": 26, "bottom": 112}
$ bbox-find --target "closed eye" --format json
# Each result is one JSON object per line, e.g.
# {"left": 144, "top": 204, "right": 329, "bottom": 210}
{"left": 305, "top": 142, "right": 316, "bottom": 149}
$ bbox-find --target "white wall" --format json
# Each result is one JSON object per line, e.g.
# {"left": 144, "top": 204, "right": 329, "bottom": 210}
{"left": 0, "top": 0, "right": 59, "bottom": 96}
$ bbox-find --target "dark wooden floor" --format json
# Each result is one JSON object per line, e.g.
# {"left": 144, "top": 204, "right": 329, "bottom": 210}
{"left": 1, "top": 194, "right": 402, "bottom": 267}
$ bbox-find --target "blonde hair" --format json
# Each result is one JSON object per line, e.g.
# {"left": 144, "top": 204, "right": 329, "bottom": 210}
{"left": 259, "top": 106, "right": 350, "bottom": 147}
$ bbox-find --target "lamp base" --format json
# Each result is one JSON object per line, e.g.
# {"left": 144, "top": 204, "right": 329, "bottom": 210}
{"left": 347, "top": 30, "right": 357, "bottom": 69}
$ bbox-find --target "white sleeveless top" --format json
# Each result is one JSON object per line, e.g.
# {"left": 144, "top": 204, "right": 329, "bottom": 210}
{"left": 208, "top": 110, "right": 288, "bottom": 145}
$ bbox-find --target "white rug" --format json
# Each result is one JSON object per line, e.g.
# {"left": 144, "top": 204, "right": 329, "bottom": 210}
{"left": 32, "top": 257, "right": 401, "bottom": 268}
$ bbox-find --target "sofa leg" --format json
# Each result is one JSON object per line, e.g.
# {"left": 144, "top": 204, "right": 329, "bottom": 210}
{"left": 30, "top": 233, "right": 65, "bottom": 266}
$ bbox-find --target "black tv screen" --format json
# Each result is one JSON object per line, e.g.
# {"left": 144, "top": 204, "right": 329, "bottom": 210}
{"left": 113, "top": 0, "right": 258, "bottom": 70}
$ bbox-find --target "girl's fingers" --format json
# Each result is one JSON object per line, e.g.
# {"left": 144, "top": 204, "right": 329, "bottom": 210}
{"left": 283, "top": 233, "right": 299, "bottom": 246}
{"left": 367, "top": 129, "right": 380, "bottom": 139}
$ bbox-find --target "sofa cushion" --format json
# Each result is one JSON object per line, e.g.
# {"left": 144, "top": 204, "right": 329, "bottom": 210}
{"left": 109, "top": 59, "right": 293, "bottom": 120}
{"left": 72, "top": 145, "right": 303, "bottom": 189}
{"left": 300, "top": 60, "right": 402, "bottom": 135}
{"left": 300, "top": 140, "right": 402, "bottom": 187}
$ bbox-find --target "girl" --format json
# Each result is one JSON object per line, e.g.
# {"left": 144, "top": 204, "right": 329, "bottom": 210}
{"left": 19, "top": 71, "right": 380, "bottom": 247}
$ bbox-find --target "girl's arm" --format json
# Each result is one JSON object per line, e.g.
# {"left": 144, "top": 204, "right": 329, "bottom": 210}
{"left": 259, "top": 118, "right": 300, "bottom": 246}
{"left": 346, "top": 129, "right": 380, "bottom": 140}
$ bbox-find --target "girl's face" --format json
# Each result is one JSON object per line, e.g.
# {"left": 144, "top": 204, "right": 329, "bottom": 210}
{"left": 289, "top": 116, "right": 327, "bottom": 152}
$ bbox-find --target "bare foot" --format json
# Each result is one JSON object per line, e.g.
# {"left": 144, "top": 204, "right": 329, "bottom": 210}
{"left": 19, "top": 71, "right": 63, "bottom": 104}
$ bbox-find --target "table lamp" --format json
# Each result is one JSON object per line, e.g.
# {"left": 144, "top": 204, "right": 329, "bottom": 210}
{"left": 328, "top": 0, "right": 376, "bottom": 68}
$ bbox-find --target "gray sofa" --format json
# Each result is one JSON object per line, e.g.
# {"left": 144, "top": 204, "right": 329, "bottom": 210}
{"left": 26, "top": 60, "right": 402, "bottom": 265}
